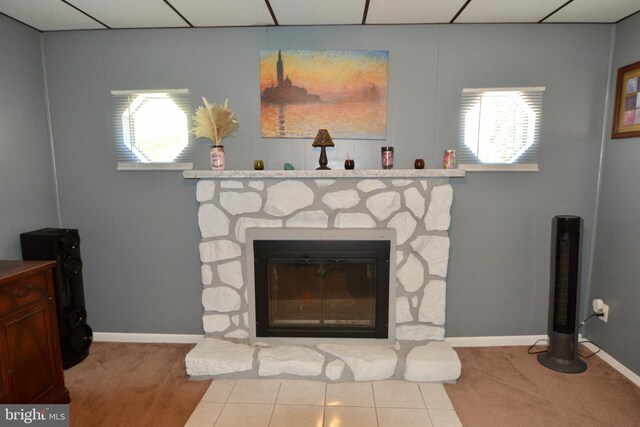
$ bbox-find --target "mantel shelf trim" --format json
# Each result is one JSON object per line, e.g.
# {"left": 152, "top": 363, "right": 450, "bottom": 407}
{"left": 183, "top": 169, "right": 465, "bottom": 179}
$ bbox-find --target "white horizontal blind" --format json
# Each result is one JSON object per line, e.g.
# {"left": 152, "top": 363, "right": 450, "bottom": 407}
{"left": 459, "top": 87, "right": 544, "bottom": 170}
{"left": 112, "top": 89, "right": 193, "bottom": 170}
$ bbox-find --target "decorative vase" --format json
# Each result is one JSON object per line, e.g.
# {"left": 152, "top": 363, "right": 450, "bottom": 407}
{"left": 381, "top": 147, "right": 394, "bottom": 169}
{"left": 210, "top": 145, "right": 225, "bottom": 171}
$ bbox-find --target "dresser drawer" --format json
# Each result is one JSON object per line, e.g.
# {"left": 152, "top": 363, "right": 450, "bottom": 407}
{"left": 0, "top": 272, "right": 49, "bottom": 313}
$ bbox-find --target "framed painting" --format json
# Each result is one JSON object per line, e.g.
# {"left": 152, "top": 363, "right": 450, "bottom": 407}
{"left": 260, "top": 50, "right": 388, "bottom": 139}
{"left": 612, "top": 60, "right": 640, "bottom": 139}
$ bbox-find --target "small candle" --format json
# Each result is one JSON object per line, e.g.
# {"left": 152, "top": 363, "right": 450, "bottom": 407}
{"left": 344, "top": 154, "right": 355, "bottom": 170}
{"left": 381, "top": 147, "right": 394, "bottom": 169}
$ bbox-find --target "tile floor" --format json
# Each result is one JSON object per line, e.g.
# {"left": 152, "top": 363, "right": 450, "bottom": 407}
{"left": 185, "top": 379, "right": 462, "bottom": 427}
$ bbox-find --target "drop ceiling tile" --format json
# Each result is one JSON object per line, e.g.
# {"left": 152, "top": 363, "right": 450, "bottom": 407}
{"left": 367, "top": 0, "right": 468, "bottom": 24}
{"left": 270, "top": 0, "right": 365, "bottom": 25}
{"left": 456, "top": 0, "right": 566, "bottom": 23}
{"left": 170, "top": 0, "right": 274, "bottom": 27}
{"left": 0, "top": 0, "right": 104, "bottom": 31}
{"left": 67, "top": 0, "right": 187, "bottom": 28}
{"left": 545, "top": 0, "right": 640, "bottom": 23}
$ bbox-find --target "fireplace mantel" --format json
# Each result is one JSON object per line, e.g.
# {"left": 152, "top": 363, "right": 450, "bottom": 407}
{"left": 184, "top": 169, "right": 465, "bottom": 180}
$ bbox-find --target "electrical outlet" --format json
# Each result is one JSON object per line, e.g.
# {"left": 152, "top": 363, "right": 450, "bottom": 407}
{"left": 592, "top": 298, "right": 605, "bottom": 314}
{"left": 600, "top": 303, "right": 609, "bottom": 323}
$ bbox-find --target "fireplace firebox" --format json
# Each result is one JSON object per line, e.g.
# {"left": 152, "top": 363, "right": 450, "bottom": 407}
{"left": 252, "top": 239, "right": 391, "bottom": 340}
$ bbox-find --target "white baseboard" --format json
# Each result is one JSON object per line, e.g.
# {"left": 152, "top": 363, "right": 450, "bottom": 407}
{"left": 93, "top": 332, "right": 203, "bottom": 344}
{"left": 581, "top": 342, "right": 640, "bottom": 388}
{"left": 445, "top": 334, "right": 640, "bottom": 388}
{"left": 97, "top": 333, "right": 546, "bottom": 347}
{"left": 445, "top": 335, "right": 547, "bottom": 347}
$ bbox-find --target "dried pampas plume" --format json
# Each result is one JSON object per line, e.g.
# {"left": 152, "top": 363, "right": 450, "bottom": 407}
{"left": 192, "top": 97, "right": 240, "bottom": 145}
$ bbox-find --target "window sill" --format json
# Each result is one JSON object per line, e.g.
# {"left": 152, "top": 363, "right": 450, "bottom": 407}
{"left": 459, "top": 163, "right": 538, "bottom": 172}
{"left": 117, "top": 162, "right": 193, "bottom": 171}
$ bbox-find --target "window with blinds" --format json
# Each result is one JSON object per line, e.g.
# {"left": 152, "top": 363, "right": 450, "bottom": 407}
{"left": 112, "top": 89, "right": 193, "bottom": 171}
{"left": 459, "top": 87, "right": 544, "bottom": 171}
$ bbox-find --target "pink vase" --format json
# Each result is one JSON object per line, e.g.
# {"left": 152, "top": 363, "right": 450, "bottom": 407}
{"left": 210, "top": 145, "right": 225, "bottom": 171}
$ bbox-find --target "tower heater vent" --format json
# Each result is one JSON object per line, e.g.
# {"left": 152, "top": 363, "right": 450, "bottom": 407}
{"left": 538, "top": 216, "right": 586, "bottom": 373}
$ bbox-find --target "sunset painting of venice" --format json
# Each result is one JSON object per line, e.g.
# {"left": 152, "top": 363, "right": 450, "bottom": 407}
{"left": 260, "top": 50, "right": 388, "bottom": 139}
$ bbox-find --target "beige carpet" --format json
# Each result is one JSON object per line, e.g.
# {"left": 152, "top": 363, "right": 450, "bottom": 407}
{"left": 445, "top": 345, "right": 640, "bottom": 427}
{"left": 64, "top": 342, "right": 210, "bottom": 427}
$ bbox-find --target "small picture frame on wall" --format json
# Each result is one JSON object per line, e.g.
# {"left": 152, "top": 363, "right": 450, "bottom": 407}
{"left": 612, "top": 60, "right": 640, "bottom": 139}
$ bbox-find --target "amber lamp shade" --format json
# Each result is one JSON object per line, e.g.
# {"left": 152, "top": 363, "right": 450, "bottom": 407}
{"left": 312, "top": 129, "right": 335, "bottom": 170}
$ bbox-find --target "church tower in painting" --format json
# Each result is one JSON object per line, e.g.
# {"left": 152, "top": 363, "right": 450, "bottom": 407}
{"left": 262, "top": 50, "right": 320, "bottom": 104}
{"left": 277, "top": 50, "right": 284, "bottom": 87}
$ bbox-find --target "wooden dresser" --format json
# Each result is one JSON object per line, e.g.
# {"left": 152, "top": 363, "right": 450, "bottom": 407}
{"left": 0, "top": 260, "right": 70, "bottom": 403}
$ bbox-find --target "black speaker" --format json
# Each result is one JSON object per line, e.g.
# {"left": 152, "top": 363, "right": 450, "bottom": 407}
{"left": 538, "top": 216, "right": 586, "bottom": 373}
{"left": 20, "top": 228, "right": 93, "bottom": 369}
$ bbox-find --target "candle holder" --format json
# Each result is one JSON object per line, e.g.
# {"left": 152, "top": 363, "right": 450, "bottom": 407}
{"left": 381, "top": 146, "right": 394, "bottom": 169}
{"left": 344, "top": 155, "right": 355, "bottom": 170}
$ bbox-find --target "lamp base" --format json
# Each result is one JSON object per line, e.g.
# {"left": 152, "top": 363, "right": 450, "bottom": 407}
{"left": 316, "top": 146, "right": 330, "bottom": 170}
{"left": 316, "top": 165, "right": 331, "bottom": 170}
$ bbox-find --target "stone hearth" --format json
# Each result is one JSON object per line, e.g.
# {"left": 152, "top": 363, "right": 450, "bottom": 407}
{"left": 184, "top": 169, "right": 464, "bottom": 382}
{"left": 186, "top": 338, "right": 461, "bottom": 382}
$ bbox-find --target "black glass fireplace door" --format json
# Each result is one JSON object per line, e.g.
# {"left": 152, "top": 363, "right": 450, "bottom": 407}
{"left": 253, "top": 240, "right": 390, "bottom": 339}
{"left": 268, "top": 259, "right": 376, "bottom": 328}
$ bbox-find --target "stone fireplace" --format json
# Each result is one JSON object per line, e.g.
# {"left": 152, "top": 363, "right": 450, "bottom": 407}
{"left": 184, "top": 169, "right": 464, "bottom": 382}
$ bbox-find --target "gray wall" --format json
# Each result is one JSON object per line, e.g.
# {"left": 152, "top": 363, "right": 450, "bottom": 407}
{"left": 438, "top": 25, "right": 612, "bottom": 337}
{"left": 42, "top": 24, "right": 612, "bottom": 337}
{"left": 0, "top": 15, "right": 58, "bottom": 259}
{"left": 588, "top": 14, "right": 640, "bottom": 375}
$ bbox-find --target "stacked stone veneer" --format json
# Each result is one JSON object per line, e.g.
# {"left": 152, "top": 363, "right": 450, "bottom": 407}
{"left": 195, "top": 177, "right": 453, "bottom": 341}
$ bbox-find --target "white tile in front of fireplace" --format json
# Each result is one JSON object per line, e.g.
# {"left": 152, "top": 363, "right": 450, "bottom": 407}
{"left": 185, "top": 378, "right": 462, "bottom": 427}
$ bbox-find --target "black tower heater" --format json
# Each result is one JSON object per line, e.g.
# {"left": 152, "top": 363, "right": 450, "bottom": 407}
{"left": 538, "top": 216, "right": 586, "bottom": 373}
{"left": 20, "top": 228, "right": 93, "bottom": 369}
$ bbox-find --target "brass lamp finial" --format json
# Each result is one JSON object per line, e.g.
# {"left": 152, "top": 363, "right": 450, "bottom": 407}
{"left": 312, "top": 129, "right": 334, "bottom": 170}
